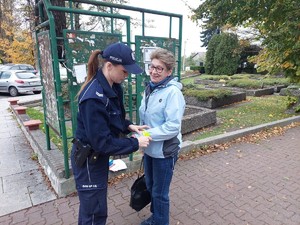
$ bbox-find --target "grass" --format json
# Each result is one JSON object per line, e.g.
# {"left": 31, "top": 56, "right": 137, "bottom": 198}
{"left": 181, "top": 76, "right": 196, "bottom": 85}
{"left": 261, "top": 78, "right": 290, "bottom": 86}
{"left": 182, "top": 74, "right": 291, "bottom": 89}
{"left": 26, "top": 108, "right": 73, "bottom": 153}
{"left": 189, "top": 95, "right": 296, "bottom": 141}
{"left": 199, "top": 74, "right": 231, "bottom": 80}
{"left": 226, "top": 78, "right": 263, "bottom": 89}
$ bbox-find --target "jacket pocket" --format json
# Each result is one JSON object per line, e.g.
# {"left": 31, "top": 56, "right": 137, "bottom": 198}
{"left": 162, "top": 136, "right": 180, "bottom": 158}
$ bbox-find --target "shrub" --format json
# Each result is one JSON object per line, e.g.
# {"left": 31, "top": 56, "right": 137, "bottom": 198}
{"left": 183, "top": 88, "right": 233, "bottom": 101}
{"left": 226, "top": 79, "right": 262, "bottom": 89}
{"left": 286, "top": 96, "right": 298, "bottom": 108}
{"left": 200, "top": 75, "right": 231, "bottom": 81}
{"left": 213, "top": 33, "right": 241, "bottom": 75}
{"left": 231, "top": 74, "right": 251, "bottom": 79}
{"left": 205, "top": 34, "right": 222, "bottom": 74}
{"left": 261, "top": 78, "right": 290, "bottom": 86}
{"left": 190, "top": 66, "right": 201, "bottom": 71}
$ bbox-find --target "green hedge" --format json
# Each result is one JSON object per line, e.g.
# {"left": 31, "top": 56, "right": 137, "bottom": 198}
{"left": 200, "top": 75, "right": 231, "bottom": 80}
{"left": 226, "top": 79, "right": 262, "bottom": 89}
{"left": 261, "top": 78, "right": 290, "bottom": 86}
{"left": 183, "top": 88, "right": 233, "bottom": 101}
{"left": 190, "top": 66, "right": 201, "bottom": 71}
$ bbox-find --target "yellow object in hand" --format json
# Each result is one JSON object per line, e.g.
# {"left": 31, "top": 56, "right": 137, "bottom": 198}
{"left": 142, "top": 130, "right": 150, "bottom": 137}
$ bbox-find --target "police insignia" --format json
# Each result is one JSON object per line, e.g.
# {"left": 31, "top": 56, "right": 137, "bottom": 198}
{"left": 96, "top": 91, "right": 103, "bottom": 97}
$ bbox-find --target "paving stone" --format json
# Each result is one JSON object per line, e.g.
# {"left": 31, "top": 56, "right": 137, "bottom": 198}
{"left": 28, "top": 183, "right": 56, "bottom": 205}
{"left": 0, "top": 188, "right": 31, "bottom": 217}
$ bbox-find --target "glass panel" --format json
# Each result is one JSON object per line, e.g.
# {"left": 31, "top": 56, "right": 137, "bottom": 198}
{"left": 15, "top": 72, "right": 36, "bottom": 79}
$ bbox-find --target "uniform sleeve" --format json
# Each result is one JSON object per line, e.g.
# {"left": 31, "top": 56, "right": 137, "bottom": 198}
{"left": 123, "top": 119, "right": 133, "bottom": 134}
{"left": 79, "top": 99, "right": 139, "bottom": 156}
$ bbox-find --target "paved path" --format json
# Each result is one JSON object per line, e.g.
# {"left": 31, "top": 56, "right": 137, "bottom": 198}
{"left": 0, "top": 94, "right": 57, "bottom": 217}
{"left": 0, "top": 97, "right": 299, "bottom": 225}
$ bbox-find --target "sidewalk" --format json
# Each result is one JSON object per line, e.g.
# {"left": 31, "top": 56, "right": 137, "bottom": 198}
{"left": 0, "top": 96, "right": 57, "bottom": 217}
{"left": 0, "top": 95, "right": 300, "bottom": 224}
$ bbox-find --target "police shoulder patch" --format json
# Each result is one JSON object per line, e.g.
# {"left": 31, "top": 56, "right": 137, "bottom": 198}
{"left": 96, "top": 91, "right": 103, "bottom": 97}
{"left": 79, "top": 79, "right": 105, "bottom": 104}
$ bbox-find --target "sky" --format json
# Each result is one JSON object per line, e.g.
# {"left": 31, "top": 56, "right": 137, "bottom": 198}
{"left": 125, "top": 0, "right": 207, "bottom": 56}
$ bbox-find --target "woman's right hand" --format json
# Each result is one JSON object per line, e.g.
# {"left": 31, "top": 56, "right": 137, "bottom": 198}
{"left": 137, "top": 136, "right": 152, "bottom": 148}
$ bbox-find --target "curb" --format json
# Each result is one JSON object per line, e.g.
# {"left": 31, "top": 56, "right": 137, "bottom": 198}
{"left": 180, "top": 115, "right": 300, "bottom": 154}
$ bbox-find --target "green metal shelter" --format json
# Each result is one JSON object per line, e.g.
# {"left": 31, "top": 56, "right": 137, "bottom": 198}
{"left": 34, "top": 0, "right": 183, "bottom": 178}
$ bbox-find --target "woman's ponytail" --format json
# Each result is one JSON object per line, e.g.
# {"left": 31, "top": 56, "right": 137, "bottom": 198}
{"left": 77, "top": 50, "right": 102, "bottom": 96}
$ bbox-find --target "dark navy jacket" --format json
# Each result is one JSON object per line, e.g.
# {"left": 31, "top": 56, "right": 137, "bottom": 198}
{"left": 72, "top": 69, "right": 139, "bottom": 191}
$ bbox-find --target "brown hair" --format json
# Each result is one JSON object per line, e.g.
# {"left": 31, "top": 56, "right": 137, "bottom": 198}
{"left": 150, "top": 48, "right": 176, "bottom": 71}
{"left": 77, "top": 49, "right": 104, "bottom": 96}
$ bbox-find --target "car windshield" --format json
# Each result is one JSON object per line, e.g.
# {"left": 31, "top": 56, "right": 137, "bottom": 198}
{"left": 16, "top": 72, "right": 37, "bottom": 79}
{"left": 20, "top": 65, "right": 34, "bottom": 70}
{"left": 0, "top": 65, "right": 12, "bottom": 70}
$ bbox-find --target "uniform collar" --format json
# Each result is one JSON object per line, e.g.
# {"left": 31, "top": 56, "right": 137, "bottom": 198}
{"left": 96, "top": 69, "right": 117, "bottom": 98}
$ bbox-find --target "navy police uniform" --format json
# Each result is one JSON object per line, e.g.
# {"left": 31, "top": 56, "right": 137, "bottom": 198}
{"left": 71, "top": 69, "right": 139, "bottom": 225}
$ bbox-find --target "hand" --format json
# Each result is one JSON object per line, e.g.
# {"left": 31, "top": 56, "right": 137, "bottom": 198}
{"left": 137, "top": 136, "right": 152, "bottom": 148}
{"left": 128, "top": 124, "right": 150, "bottom": 134}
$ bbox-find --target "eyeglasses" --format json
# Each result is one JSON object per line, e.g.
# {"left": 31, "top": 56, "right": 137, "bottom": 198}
{"left": 148, "top": 65, "right": 164, "bottom": 73}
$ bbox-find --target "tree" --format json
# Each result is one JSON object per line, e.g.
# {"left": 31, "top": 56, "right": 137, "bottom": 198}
{"left": 6, "top": 31, "right": 34, "bottom": 64}
{"left": 200, "top": 19, "right": 220, "bottom": 47}
{"left": 213, "top": 33, "right": 240, "bottom": 75}
{"left": 191, "top": 0, "right": 300, "bottom": 82}
{"left": 79, "top": 0, "right": 154, "bottom": 33}
{"left": 238, "top": 42, "right": 261, "bottom": 74}
{"left": 0, "top": 1, "right": 36, "bottom": 64}
{"left": 204, "top": 32, "right": 241, "bottom": 75}
{"left": 205, "top": 34, "right": 221, "bottom": 74}
{"left": 0, "top": 0, "right": 14, "bottom": 63}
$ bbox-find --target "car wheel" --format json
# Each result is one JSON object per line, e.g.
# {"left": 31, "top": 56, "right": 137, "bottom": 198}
{"left": 33, "top": 91, "right": 41, "bottom": 94}
{"left": 9, "top": 87, "right": 19, "bottom": 97}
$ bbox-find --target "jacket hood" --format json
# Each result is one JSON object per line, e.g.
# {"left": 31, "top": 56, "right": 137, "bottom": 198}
{"left": 166, "top": 77, "right": 183, "bottom": 90}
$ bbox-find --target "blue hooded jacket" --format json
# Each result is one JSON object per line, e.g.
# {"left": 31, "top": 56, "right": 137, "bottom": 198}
{"left": 139, "top": 77, "right": 186, "bottom": 158}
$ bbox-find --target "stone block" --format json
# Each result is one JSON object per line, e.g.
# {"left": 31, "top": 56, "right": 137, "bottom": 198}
{"left": 185, "top": 92, "right": 246, "bottom": 109}
{"left": 182, "top": 105, "right": 217, "bottom": 134}
{"left": 7, "top": 98, "right": 19, "bottom": 105}
{"left": 23, "top": 120, "right": 42, "bottom": 131}
{"left": 14, "top": 106, "right": 27, "bottom": 115}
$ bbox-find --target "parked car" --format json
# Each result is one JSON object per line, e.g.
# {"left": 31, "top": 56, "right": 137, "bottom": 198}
{"left": 0, "top": 63, "right": 13, "bottom": 70}
{"left": 0, "top": 64, "right": 37, "bottom": 74}
{"left": 35, "top": 63, "right": 68, "bottom": 81}
{"left": 0, "top": 70, "right": 42, "bottom": 96}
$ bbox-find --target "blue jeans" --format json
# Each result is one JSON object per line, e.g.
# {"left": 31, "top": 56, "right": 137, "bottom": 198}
{"left": 143, "top": 154, "right": 177, "bottom": 225}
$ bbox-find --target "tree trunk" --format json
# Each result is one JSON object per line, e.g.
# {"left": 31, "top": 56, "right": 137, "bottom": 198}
{"left": 50, "top": 0, "right": 66, "bottom": 60}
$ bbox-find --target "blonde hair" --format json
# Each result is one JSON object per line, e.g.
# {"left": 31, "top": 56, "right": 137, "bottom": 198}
{"left": 150, "top": 48, "right": 176, "bottom": 71}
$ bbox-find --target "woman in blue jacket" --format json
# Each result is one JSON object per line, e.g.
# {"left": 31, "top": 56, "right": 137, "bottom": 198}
{"left": 71, "top": 42, "right": 151, "bottom": 225}
{"left": 139, "top": 48, "right": 186, "bottom": 225}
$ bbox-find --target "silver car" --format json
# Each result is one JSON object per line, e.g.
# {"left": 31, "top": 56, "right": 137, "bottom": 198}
{"left": 0, "top": 70, "right": 42, "bottom": 96}
{"left": 0, "top": 64, "right": 37, "bottom": 74}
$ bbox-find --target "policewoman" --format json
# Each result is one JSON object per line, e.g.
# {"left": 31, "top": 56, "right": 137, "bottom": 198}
{"left": 71, "top": 42, "right": 151, "bottom": 225}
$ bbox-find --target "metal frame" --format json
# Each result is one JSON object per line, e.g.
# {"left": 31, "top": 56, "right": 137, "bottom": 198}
{"left": 34, "top": 0, "right": 182, "bottom": 178}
